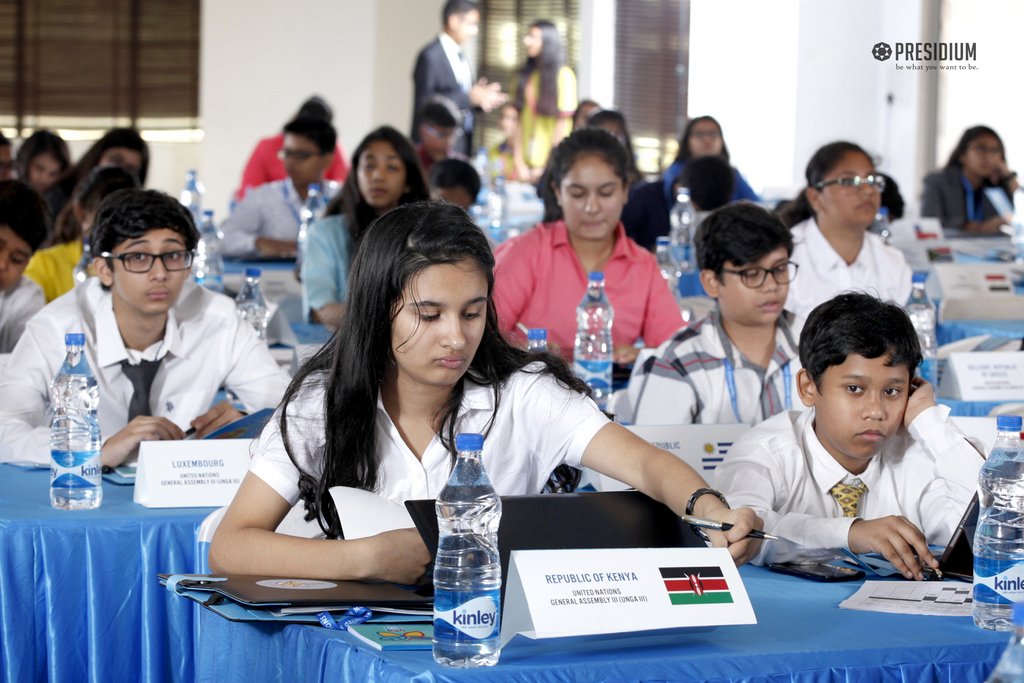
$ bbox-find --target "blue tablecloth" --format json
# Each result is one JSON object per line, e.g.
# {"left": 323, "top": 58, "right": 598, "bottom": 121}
{"left": 938, "top": 319, "right": 1024, "bottom": 347}
{"left": 194, "top": 565, "right": 1007, "bottom": 682}
{"left": 0, "top": 465, "right": 212, "bottom": 683}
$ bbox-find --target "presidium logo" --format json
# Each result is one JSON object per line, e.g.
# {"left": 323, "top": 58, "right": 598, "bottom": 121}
{"left": 871, "top": 41, "right": 979, "bottom": 71}
{"left": 660, "top": 567, "right": 734, "bottom": 605}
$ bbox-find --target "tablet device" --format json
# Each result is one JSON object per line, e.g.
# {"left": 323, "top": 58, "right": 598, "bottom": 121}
{"left": 938, "top": 493, "right": 979, "bottom": 582}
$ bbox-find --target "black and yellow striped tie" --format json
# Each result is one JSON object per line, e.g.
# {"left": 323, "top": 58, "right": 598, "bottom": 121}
{"left": 829, "top": 481, "right": 868, "bottom": 518}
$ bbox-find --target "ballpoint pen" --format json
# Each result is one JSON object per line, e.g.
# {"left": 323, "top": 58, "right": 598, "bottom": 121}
{"left": 681, "top": 514, "right": 781, "bottom": 541}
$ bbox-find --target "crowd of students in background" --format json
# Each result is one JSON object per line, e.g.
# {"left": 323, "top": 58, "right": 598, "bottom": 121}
{"left": 0, "top": 0, "right": 1015, "bottom": 580}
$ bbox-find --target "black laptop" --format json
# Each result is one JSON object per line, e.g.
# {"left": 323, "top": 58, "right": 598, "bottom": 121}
{"left": 405, "top": 490, "right": 704, "bottom": 582}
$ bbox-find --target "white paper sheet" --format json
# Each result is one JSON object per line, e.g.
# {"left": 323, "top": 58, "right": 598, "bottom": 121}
{"left": 328, "top": 486, "right": 414, "bottom": 539}
{"left": 839, "top": 581, "right": 973, "bottom": 617}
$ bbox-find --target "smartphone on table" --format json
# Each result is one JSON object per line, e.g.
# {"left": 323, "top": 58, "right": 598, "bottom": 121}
{"left": 768, "top": 562, "right": 866, "bottom": 582}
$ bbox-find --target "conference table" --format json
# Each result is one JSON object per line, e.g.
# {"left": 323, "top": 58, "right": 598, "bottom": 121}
{"left": 193, "top": 565, "right": 1008, "bottom": 682}
{"left": 0, "top": 465, "right": 212, "bottom": 683}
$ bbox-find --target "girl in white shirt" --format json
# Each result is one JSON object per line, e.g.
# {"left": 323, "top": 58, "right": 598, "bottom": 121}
{"left": 210, "top": 201, "right": 762, "bottom": 584}
{"left": 779, "top": 141, "right": 912, "bottom": 319}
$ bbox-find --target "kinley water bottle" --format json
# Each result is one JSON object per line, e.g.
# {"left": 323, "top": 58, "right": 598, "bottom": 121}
{"left": 433, "top": 433, "right": 502, "bottom": 668}
{"left": 50, "top": 333, "right": 103, "bottom": 510}
{"left": 235, "top": 267, "right": 271, "bottom": 341}
{"left": 574, "top": 272, "right": 614, "bottom": 411}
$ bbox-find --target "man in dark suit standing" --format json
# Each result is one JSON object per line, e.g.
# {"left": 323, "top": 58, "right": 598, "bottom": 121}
{"left": 412, "top": 0, "right": 506, "bottom": 156}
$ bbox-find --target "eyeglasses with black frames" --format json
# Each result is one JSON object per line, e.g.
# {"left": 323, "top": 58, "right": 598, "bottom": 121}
{"left": 100, "top": 250, "right": 195, "bottom": 273}
{"left": 720, "top": 261, "right": 799, "bottom": 289}
{"left": 813, "top": 174, "right": 886, "bottom": 193}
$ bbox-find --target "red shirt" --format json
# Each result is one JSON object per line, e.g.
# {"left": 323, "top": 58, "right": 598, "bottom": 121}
{"left": 494, "top": 221, "right": 682, "bottom": 359}
{"left": 235, "top": 133, "right": 350, "bottom": 201}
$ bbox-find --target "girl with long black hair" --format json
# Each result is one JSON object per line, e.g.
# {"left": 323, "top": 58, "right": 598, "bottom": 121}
{"left": 211, "top": 201, "right": 761, "bottom": 583}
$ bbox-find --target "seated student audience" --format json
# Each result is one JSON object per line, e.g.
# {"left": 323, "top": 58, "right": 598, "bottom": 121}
{"left": 921, "top": 125, "right": 1018, "bottom": 235}
{"left": 0, "top": 181, "right": 47, "bottom": 353}
{"left": 622, "top": 204, "right": 802, "bottom": 425}
{"left": 715, "top": 293, "right": 982, "bottom": 578}
{"left": 301, "top": 126, "right": 428, "bottom": 329}
{"left": 14, "top": 130, "right": 71, "bottom": 219}
{"left": 779, "top": 141, "right": 912, "bottom": 320}
{"left": 668, "top": 116, "right": 759, "bottom": 202}
{"left": 54, "top": 128, "right": 149, "bottom": 217}
{"left": 428, "top": 158, "right": 481, "bottom": 210}
{"left": 488, "top": 102, "right": 522, "bottom": 180}
{"left": 222, "top": 117, "right": 337, "bottom": 258}
{"left": 0, "top": 189, "right": 290, "bottom": 467}
{"left": 0, "top": 132, "right": 13, "bottom": 180}
{"left": 234, "top": 95, "right": 349, "bottom": 202}
{"left": 587, "top": 109, "right": 640, "bottom": 188}
{"left": 415, "top": 95, "right": 466, "bottom": 175}
{"left": 494, "top": 128, "right": 681, "bottom": 363}
{"left": 208, "top": 201, "right": 762, "bottom": 582}
{"left": 25, "top": 166, "right": 140, "bottom": 302}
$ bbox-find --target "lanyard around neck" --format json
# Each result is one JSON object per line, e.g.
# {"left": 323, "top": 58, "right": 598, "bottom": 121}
{"left": 723, "top": 358, "right": 792, "bottom": 424}
{"left": 960, "top": 173, "right": 983, "bottom": 222}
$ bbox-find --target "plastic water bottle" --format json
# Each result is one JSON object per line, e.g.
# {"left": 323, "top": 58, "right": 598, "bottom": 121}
{"left": 574, "top": 272, "right": 614, "bottom": 411}
{"left": 988, "top": 603, "right": 1024, "bottom": 681}
{"left": 1011, "top": 188, "right": 1024, "bottom": 265}
{"left": 669, "top": 188, "right": 696, "bottom": 273}
{"left": 235, "top": 268, "right": 270, "bottom": 341}
{"left": 433, "top": 432, "right": 502, "bottom": 668}
{"left": 179, "top": 169, "right": 204, "bottom": 222}
{"left": 193, "top": 210, "right": 224, "bottom": 293}
{"left": 527, "top": 328, "right": 548, "bottom": 353}
{"left": 974, "top": 414, "right": 1024, "bottom": 631}
{"left": 487, "top": 175, "right": 507, "bottom": 243}
{"left": 656, "top": 236, "right": 695, "bottom": 323}
{"left": 72, "top": 242, "right": 92, "bottom": 285}
{"left": 49, "top": 333, "right": 102, "bottom": 510}
{"left": 296, "top": 183, "right": 324, "bottom": 277}
{"left": 869, "top": 206, "right": 892, "bottom": 244}
{"left": 904, "top": 272, "right": 937, "bottom": 386}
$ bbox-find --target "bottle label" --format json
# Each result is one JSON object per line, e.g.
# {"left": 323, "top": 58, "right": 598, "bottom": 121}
{"left": 973, "top": 557, "right": 1024, "bottom": 604}
{"left": 574, "top": 359, "right": 612, "bottom": 393}
{"left": 50, "top": 449, "right": 102, "bottom": 488}
{"left": 434, "top": 593, "right": 500, "bottom": 640}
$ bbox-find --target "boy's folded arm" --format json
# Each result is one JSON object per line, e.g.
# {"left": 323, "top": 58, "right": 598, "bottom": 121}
{"left": 907, "top": 403, "right": 985, "bottom": 489}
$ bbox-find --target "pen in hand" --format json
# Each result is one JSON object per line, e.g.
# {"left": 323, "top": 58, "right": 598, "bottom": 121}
{"left": 681, "top": 514, "right": 781, "bottom": 541}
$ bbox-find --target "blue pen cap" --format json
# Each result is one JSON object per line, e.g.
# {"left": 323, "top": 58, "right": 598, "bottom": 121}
{"left": 527, "top": 328, "right": 547, "bottom": 342}
{"left": 997, "top": 415, "right": 1023, "bottom": 432}
{"left": 65, "top": 333, "right": 85, "bottom": 346}
{"left": 588, "top": 272, "right": 604, "bottom": 283}
{"left": 245, "top": 267, "right": 262, "bottom": 278}
{"left": 455, "top": 433, "right": 484, "bottom": 452}
{"left": 911, "top": 272, "right": 927, "bottom": 284}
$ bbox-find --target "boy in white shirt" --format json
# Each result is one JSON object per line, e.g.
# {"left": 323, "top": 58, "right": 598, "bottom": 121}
{"left": 622, "top": 203, "right": 801, "bottom": 425}
{"left": 715, "top": 292, "right": 982, "bottom": 579}
{"left": 0, "top": 189, "right": 290, "bottom": 467}
{"left": 0, "top": 180, "right": 47, "bottom": 353}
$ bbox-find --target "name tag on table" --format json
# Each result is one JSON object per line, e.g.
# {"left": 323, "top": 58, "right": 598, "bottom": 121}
{"left": 500, "top": 547, "right": 755, "bottom": 646}
{"left": 938, "top": 352, "right": 1024, "bottom": 401}
{"left": 133, "top": 439, "right": 252, "bottom": 507}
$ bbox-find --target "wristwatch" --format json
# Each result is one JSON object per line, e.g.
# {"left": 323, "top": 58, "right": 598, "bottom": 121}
{"left": 685, "top": 488, "right": 729, "bottom": 542}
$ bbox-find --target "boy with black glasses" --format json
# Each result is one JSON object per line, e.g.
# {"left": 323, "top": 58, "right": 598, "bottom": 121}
{"left": 622, "top": 203, "right": 803, "bottom": 425}
{"left": 0, "top": 189, "right": 289, "bottom": 467}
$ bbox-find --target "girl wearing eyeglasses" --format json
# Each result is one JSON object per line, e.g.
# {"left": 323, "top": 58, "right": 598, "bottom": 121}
{"left": 779, "top": 141, "right": 912, "bottom": 320}
{"left": 921, "top": 126, "right": 1018, "bottom": 235}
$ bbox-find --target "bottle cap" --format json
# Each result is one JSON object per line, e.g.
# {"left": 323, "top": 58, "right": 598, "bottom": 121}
{"left": 655, "top": 236, "right": 671, "bottom": 246}
{"left": 527, "top": 328, "right": 547, "bottom": 341}
{"left": 588, "top": 272, "right": 605, "bottom": 282}
{"left": 203, "top": 209, "right": 214, "bottom": 219}
{"left": 455, "top": 433, "right": 484, "bottom": 452}
{"left": 1014, "top": 601, "right": 1024, "bottom": 626}
{"left": 244, "top": 267, "right": 262, "bottom": 278}
{"left": 65, "top": 333, "right": 85, "bottom": 346}
{"left": 997, "top": 415, "right": 1023, "bottom": 432}
{"left": 911, "top": 272, "right": 927, "bottom": 284}
{"left": 309, "top": 183, "right": 320, "bottom": 193}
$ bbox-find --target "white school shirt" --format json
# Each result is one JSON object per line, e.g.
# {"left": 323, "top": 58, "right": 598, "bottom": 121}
{"left": 0, "top": 275, "right": 44, "bottom": 353}
{"left": 249, "top": 366, "right": 610, "bottom": 506}
{"left": 0, "top": 278, "right": 291, "bottom": 465}
{"left": 714, "top": 406, "right": 982, "bottom": 566}
{"left": 620, "top": 310, "right": 804, "bottom": 426}
{"left": 221, "top": 179, "right": 304, "bottom": 257}
{"left": 785, "top": 217, "right": 912, "bottom": 319}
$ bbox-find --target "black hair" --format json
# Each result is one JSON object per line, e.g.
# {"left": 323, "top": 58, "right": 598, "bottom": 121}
{"left": 51, "top": 165, "right": 141, "bottom": 246}
{"left": 279, "top": 201, "right": 586, "bottom": 537}
{"left": 443, "top": 0, "right": 478, "bottom": 24}
{"left": 428, "top": 158, "right": 481, "bottom": 201}
{"left": 675, "top": 116, "right": 730, "bottom": 164}
{"left": 69, "top": 128, "right": 149, "bottom": 186}
{"left": 878, "top": 172, "right": 905, "bottom": 220}
{"left": 540, "top": 127, "right": 629, "bottom": 222}
{"left": 572, "top": 99, "right": 600, "bottom": 129}
{"left": 945, "top": 125, "right": 1006, "bottom": 169}
{"left": 0, "top": 180, "right": 49, "bottom": 252}
{"left": 515, "top": 20, "right": 565, "bottom": 117}
{"left": 0, "top": 131, "right": 9, "bottom": 147}
{"left": 324, "top": 126, "right": 429, "bottom": 246}
{"left": 587, "top": 109, "right": 639, "bottom": 185}
{"left": 695, "top": 202, "right": 792, "bottom": 275}
{"left": 777, "top": 141, "right": 873, "bottom": 228}
{"left": 681, "top": 155, "right": 735, "bottom": 212}
{"left": 90, "top": 188, "right": 198, "bottom": 257}
{"left": 282, "top": 117, "right": 337, "bottom": 155}
{"left": 799, "top": 292, "right": 921, "bottom": 386}
{"left": 418, "top": 95, "right": 462, "bottom": 130}
{"left": 296, "top": 95, "right": 333, "bottom": 123}
{"left": 14, "top": 130, "right": 71, "bottom": 181}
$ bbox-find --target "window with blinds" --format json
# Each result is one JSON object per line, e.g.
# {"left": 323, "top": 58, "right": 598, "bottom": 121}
{"left": 0, "top": 0, "right": 200, "bottom": 132}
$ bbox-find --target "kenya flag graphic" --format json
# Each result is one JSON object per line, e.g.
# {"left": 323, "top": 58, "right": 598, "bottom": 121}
{"left": 660, "top": 567, "right": 733, "bottom": 605}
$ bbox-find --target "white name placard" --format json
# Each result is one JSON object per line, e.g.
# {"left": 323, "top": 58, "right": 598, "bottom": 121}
{"left": 938, "top": 352, "right": 1024, "bottom": 402}
{"left": 133, "top": 439, "right": 252, "bottom": 508}
{"left": 500, "top": 547, "right": 755, "bottom": 646}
